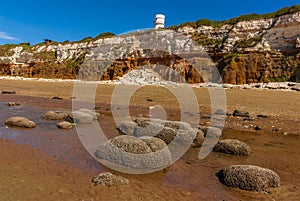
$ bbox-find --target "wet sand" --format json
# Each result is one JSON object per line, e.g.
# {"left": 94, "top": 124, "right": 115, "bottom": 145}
{"left": 0, "top": 79, "right": 299, "bottom": 200}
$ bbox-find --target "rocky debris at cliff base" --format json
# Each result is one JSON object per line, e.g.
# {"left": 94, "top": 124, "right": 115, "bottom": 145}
{"left": 43, "top": 111, "right": 70, "bottom": 120}
{"left": 5, "top": 116, "right": 36, "bottom": 128}
{"left": 94, "top": 135, "right": 171, "bottom": 170}
{"left": 57, "top": 121, "right": 75, "bottom": 129}
{"left": 291, "top": 86, "right": 300, "bottom": 91}
{"left": 4, "top": 102, "right": 21, "bottom": 106}
{"left": 92, "top": 172, "right": 129, "bottom": 187}
{"left": 216, "top": 165, "right": 280, "bottom": 191}
{"left": 116, "top": 68, "right": 164, "bottom": 85}
{"left": 0, "top": 74, "right": 300, "bottom": 92}
{"left": 213, "top": 139, "right": 251, "bottom": 156}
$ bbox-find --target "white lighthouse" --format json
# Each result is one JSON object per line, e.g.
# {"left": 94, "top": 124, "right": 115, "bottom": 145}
{"left": 154, "top": 14, "right": 165, "bottom": 29}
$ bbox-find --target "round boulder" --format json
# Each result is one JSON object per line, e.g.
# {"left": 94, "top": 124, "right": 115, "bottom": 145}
{"left": 92, "top": 172, "right": 129, "bottom": 187}
{"left": 118, "top": 121, "right": 137, "bottom": 135}
{"left": 133, "top": 122, "right": 164, "bottom": 137}
{"left": 5, "top": 116, "right": 36, "bottom": 128}
{"left": 43, "top": 111, "right": 70, "bottom": 120}
{"left": 94, "top": 135, "right": 171, "bottom": 170}
{"left": 192, "top": 129, "right": 205, "bottom": 148}
{"left": 155, "top": 127, "right": 177, "bottom": 144}
{"left": 216, "top": 165, "right": 280, "bottom": 191}
{"left": 57, "top": 121, "right": 74, "bottom": 129}
{"left": 78, "top": 108, "right": 100, "bottom": 120}
{"left": 213, "top": 139, "right": 251, "bottom": 156}
{"left": 65, "top": 111, "right": 94, "bottom": 124}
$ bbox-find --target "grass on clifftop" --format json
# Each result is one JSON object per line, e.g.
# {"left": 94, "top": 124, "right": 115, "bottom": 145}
{"left": 0, "top": 43, "right": 31, "bottom": 56}
{"left": 169, "top": 4, "right": 300, "bottom": 29}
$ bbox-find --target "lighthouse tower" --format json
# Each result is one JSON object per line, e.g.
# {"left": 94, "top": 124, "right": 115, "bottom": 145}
{"left": 154, "top": 14, "right": 165, "bottom": 29}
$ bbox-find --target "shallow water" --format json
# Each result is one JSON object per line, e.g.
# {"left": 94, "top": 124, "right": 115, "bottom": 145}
{"left": 1, "top": 101, "right": 299, "bottom": 200}
{"left": 0, "top": 102, "right": 104, "bottom": 172}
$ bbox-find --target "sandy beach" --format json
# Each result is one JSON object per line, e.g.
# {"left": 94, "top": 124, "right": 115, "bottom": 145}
{"left": 0, "top": 79, "right": 299, "bottom": 201}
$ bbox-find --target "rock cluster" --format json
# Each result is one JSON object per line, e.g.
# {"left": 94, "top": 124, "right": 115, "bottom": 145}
{"left": 42, "top": 108, "right": 100, "bottom": 127}
{"left": 119, "top": 118, "right": 202, "bottom": 146}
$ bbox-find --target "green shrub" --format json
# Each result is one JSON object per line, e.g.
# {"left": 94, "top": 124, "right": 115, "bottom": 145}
{"left": 235, "top": 36, "right": 263, "bottom": 48}
{"left": 67, "top": 51, "right": 90, "bottom": 68}
{"left": 268, "top": 76, "right": 287, "bottom": 82}
{"left": 94, "top": 32, "right": 115, "bottom": 40}
{"left": 33, "top": 51, "right": 56, "bottom": 61}
{"left": 0, "top": 42, "right": 31, "bottom": 56}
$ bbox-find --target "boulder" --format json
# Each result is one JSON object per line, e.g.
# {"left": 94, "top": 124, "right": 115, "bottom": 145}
{"left": 164, "top": 120, "right": 193, "bottom": 131}
{"left": 216, "top": 165, "right": 280, "bottom": 191}
{"left": 118, "top": 121, "right": 137, "bottom": 135}
{"left": 110, "top": 135, "right": 151, "bottom": 154}
{"left": 155, "top": 127, "right": 177, "bottom": 144}
{"left": 172, "top": 129, "right": 195, "bottom": 146}
{"left": 65, "top": 111, "right": 94, "bottom": 124}
{"left": 233, "top": 110, "right": 250, "bottom": 117}
{"left": 57, "top": 121, "right": 74, "bottom": 129}
{"left": 4, "top": 102, "right": 21, "bottom": 106}
{"left": 5, "top": 116, "right": 36, "bottom": 128}
{"left": 43, "top": 111, "right": 70, "bottom": 120}
{"left": 78, "top": 108, "right": 100, "bottom": 120}
{"left": 133, "top": 123, "right": 164, "bottom": 137}
{"left": 213, "top": 139, "right": 251, "bottom": 156}
{"left": 95, "top": 135, "right": 171, "bottom": 169}
{"left": 141, "top": 137, "right": 168, "bottom": 152}
{"left": 92, "top": 172, "right": 129, "bottom": 187}
{"left": 192, "top": 129, "right": 205, "bottom": 148}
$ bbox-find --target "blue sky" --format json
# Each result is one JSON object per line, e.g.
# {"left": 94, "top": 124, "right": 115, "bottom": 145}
{"left": 0, "top": 0, "right": 298, "bottom": 45}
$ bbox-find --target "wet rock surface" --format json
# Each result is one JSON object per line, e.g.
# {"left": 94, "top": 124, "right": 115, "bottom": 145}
{"left": 57, "top": 121, "right": 74, "bottom": 129}
{"left": 92, "top": 172, "right": 129, "bottom": 187}
{"left": 43, "top": 111, "right": 70, "bottom": 120}
{"left": 94, "top": 135, "right": 171, "bottom": 170}
{"left": 213, "top": 139, "right": 251, "bottom": 156}
{"left": 216, "top": 165, "right": 280, "bottom": 191}
{"left": 5, "top": 116, "right": 36, "bottom": 128}
{"left": 5, "top": 102, "right": 21, "bottom": 106}
{"left": 118, "top": 118, "right": 198, "bottom": 146}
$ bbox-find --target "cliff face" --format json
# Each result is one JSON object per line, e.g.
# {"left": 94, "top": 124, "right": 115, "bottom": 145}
{"left": 0, "top": 9, "right": 300, "bottom": 83}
